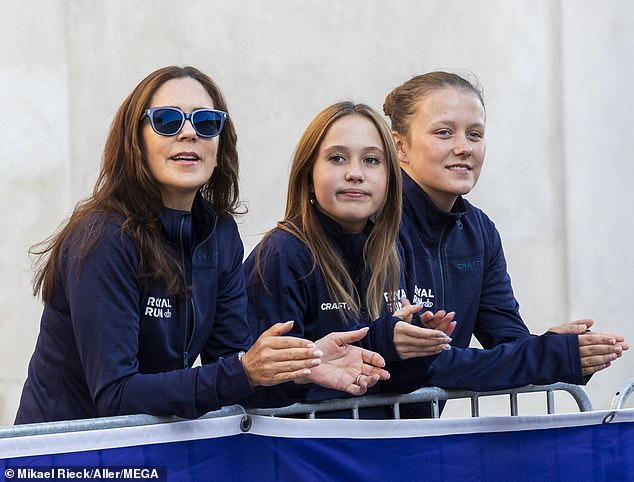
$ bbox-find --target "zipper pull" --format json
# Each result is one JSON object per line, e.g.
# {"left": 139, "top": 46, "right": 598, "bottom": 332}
{"left": 183, "top": 352, "right": 189, "bottom": 369}
{"left": 456, "top": 218, "right": 463, "bottom": 230}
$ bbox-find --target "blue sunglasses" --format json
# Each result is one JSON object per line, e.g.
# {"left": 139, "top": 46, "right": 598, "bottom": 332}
{"left": 143, "top": 106, "right": 227, "bottom": 138}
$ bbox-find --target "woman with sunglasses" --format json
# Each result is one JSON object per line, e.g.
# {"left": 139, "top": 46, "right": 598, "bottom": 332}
{"left": 15, "top": 66, "right": 389, "bottom": 424}
{"left": 380, "top": 71, "right": 628, "bottom": 416}
{"left": 243, "top": 102, "right": 454, "bottom": 414}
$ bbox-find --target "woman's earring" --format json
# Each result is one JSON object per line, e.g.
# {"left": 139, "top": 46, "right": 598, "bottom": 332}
{"left": 309, "top": 193, "right": 316, "bottom": 205}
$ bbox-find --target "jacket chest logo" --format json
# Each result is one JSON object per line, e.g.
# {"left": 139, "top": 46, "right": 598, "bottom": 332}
{"left": 144, "top": 296, "right": 173, "bottom": 318}
{"left": 384, "top": 289, "right": 407, "bottom": 312}
{"left": 456, "top": 258, "right": 483, "bottom": 270}
{"left": 320, "top": 301, "right": 350, "bottom": 311}
{"left": 412, "top": 285, "right": 435, "bottom": 308}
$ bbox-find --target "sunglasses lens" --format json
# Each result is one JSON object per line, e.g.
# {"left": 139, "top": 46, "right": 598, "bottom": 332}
{"left": 151, "top": 108, "right": 184, "bottom": 135}
{"left": 192, "top": 110, "right": 224, "bottom": 137}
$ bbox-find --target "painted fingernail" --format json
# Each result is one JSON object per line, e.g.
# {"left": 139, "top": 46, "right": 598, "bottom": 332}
{"left": 615, "top": 345, "right": 623, "bottom": 354}
{"left": 313, "top": 350, "right": 323, "bottom": 357}
{"left": 303, "top": 369, "right": 311, "bottom": 376}
{"left": 312, "top": 358, "right": 322, "bottom": 366}
{"left": 443, "top": 344, "right": 452, "bottom": 350}
{"left": 306, "top": 342, "right": 315, "bottom": 349}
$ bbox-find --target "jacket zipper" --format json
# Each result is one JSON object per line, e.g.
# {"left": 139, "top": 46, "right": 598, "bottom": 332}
{"left": 178, "top": 207, "right": 217, "bottom": 369}
{"left": 437, "top": 218, "right": 464, "bottom": 311}
{"left": 178, "top": 216, "right": 192, "bottom": 369}
{"left": 437, "top": 222, "right": 449, "bottom": 311}
{"left": 186, "top": 298, "right": 196, "bottom": 368}
{"left": 185, "top": 215, "right": 217, "bottom": 367}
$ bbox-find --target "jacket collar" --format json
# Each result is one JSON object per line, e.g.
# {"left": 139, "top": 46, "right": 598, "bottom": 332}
{"left": 313, "top": 207, "right": 372, "bottom": 284}
{"left": 159, "top": 193, "right": 217, "bottom": 249}
{"left": 313, "top": 206, "right": 372, "bottom": 245}
{"left": 401, "top": 170, "right": 467, "bottom": 229}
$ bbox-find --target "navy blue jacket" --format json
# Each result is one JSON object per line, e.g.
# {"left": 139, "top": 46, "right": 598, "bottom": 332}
{"left": 243, "top": 212, "right": 403, "bottom": 409}
{"left": 385, "top": 171, "right": 584, "bottom": 404}
{"left": 15, "top": 195, "right": 253, "bottom": 423}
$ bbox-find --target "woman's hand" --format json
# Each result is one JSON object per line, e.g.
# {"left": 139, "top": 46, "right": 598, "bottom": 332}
{"left": 419, "top": 310, "right": 457, "bottom": 337}
{"left": 241, "top": 321, "right": 323, "bottom": 387}
{"left": 398, "top": 298, "right": 457, "bottom": 336}
{"left": 577, "top": 332, "right": 628, "bottom": 376}
{"left": 546, "top": 319, "right": 629, "bottom": 376}
{"left": 546, "top": 319, "right": 593, "bottom": 335}
{"left": 393, "top": 322, "right": 453, "bottom": 359}
{"left": 392, "top": 300, "right": 453, "bottom": 360}
{"left": 302, "top": 328, "right": 390, "bottom": 396}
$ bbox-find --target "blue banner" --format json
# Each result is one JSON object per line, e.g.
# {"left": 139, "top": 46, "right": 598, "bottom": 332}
{"left": 1, "top": 410, "right": 633, "bottom": 481}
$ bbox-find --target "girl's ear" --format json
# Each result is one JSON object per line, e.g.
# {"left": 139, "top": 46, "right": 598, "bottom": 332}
{"left": 392, "top": 131, "right": 409, "bottom": 165}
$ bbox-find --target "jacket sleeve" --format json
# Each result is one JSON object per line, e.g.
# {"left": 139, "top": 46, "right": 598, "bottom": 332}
{"left": 382, "top": 333, "right": 585, "bottom": 394}
{"left": 66, "top": 223, "right": 252, "bottom": 419}
{"left": 243, "top": 235, "right": 315, "bottom": 340}
{"left": 473, "top": 212, "right": 531, "bottom": 347}
{"left": 365, "top": 313, "right": 401, "bottom": 362}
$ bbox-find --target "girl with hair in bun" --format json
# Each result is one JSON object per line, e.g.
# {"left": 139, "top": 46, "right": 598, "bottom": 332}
{"left": 381, "top": 72, "right": 628, "bottom": 417}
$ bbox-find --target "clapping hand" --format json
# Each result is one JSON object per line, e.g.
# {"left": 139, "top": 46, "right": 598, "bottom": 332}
{"left": 392, "top": 299, "right": 455, "bottom": 359}
{"left": 241, "top": 321, "right": 323, "bottom": 387}
{"left": 547, "top": 319, "right": 629, "bottom": 376}
{"left": 302, "top": 328, "right": 390, "bottom": 395}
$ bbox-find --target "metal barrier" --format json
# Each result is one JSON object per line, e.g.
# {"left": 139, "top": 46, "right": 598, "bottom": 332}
{"left": 610, "top": 377, "right": 634, "bottom": 410}
{"left": 0, "top": 384, "right": 593, "bottom": 438}
{"left": 0, "top": 405, "right": 245, "bottom": 440}
{"left": 247, "top": 383, "right": 593, "bottom": 419}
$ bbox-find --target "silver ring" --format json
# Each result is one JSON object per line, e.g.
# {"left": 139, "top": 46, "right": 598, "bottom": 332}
{"left": 355, "top": 374, "right": 363, "bottom": 385}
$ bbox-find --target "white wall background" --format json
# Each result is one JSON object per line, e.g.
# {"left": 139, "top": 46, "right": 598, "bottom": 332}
{"left": 0, "top": 0, "right": 632, "bottom": 425}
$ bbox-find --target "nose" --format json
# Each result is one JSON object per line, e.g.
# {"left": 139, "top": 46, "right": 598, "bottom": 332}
{"left": 453, "top": 135, "right": 472, "bottom": 157}
{"left": 178, "top": 118, "right": 198, "bottom": 140}
{"left": 345, "top": 159, "right": 365, "bottom": 182}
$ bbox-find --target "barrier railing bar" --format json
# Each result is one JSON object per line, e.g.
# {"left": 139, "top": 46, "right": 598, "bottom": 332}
{"left": 0, "top": 383, "right": 594, "bottom": 439}
{"left": 470, "top": 396, "right": 479, "bottom": 417}
{"left": 247, "top": 383, "right": 593, "bottom": 419}
{"left": 431, "top": 399, "right": 440, "bottom": 418}
{"left": 393, "top": 403, "right": 400, "bottom": 419}
{"left": 547, "top": 390, "right": 555, "bottom": 414}
{"left": 510, "top": 392, "right": 519, "bottom": 416}
{"left": 610, "top": 377, "right": 634, "bottom": 410}
{"left": 0, "top": 405, "right": 244, "bottom": 440}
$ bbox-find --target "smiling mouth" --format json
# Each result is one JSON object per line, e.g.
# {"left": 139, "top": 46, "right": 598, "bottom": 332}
{"left": 446, "top": 164, "right": 472, "bottom": 171}
{"left": 171, "top": 156, "right": 199, "bottom": 162}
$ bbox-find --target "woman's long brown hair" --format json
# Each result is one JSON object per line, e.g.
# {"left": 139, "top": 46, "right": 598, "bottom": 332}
{"left": 32, "top": 66, "right": 240, "bottom": 301}
{"left": 257, "top": 102, "right": 402, "bottom": 320}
